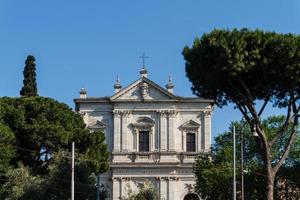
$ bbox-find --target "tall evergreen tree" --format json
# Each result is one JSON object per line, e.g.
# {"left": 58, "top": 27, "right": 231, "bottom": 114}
{"left": 20, "top": 55, "right": 38, "bottom": 96}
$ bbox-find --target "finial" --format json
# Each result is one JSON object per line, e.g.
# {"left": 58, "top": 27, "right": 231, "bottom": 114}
{"left": 79, "top": 87, "right": 87, "bottom": 98}
{"left": 166, "top": 75, "right": 174, "bottom": 93}
{"left": 139, "top": 53, "right": 149, "bottom": 67}
{"left": 168, "top": 75, "right": 172, "bottom": 83}
{"left": 114, "top": 75, "right": 122, "bottom": 93}
{"left": 140, "top": 67, "right": 148, "bottom": 78}
{"left": 139, "top": 53, "right": 149, "bottom": 78}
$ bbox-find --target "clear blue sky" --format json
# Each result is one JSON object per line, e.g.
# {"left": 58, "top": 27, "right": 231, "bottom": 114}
{"left": 0, "top": 0, "right": 299, "bottom": 138}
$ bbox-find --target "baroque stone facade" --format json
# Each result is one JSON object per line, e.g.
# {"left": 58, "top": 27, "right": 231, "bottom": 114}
{"left": 74, "top": 68, "right": 213, "bottom": 200}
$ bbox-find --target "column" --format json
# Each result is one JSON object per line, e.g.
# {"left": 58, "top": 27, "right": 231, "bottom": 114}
{"left": 159, "top": 111, "right": 167, "bottom": 151}
{"left": 112, "top": 178, "right": 121, "bottom": 200}
{"left": 168, "top": 110, "right": 177, "bottom": 151}
{"left": 113, "top": 110, "right": 121, "bottom": 152}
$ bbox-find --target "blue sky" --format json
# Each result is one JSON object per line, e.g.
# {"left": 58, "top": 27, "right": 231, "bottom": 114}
{"left": 0, "top": 0, "right": 299, "bottom": 138}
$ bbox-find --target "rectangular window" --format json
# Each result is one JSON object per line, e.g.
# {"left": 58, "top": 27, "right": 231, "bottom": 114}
{"left": 139, "top": 131, "right": 149, "bottom": 152}
{"left": 186, "top": 133, "right": 196, "bottom": 152}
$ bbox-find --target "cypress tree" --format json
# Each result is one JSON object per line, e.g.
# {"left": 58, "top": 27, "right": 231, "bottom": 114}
{"left": 20, "top": 55, "right": 38, "bottom": 96}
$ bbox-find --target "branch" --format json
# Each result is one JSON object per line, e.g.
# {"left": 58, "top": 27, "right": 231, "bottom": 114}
{"left": 235, "top": 103, "right": 251, "bottom": 122}
{"left": 258, "top": 96, "right": 270, "bottom": 117}
{"left": 273, "top": 110, "right": 298, "bottom": 174}
{"left": 269, "top": 96, "right": 293, "bottom": 147}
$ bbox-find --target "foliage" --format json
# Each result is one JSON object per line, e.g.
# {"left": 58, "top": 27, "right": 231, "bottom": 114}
{"left": 183, "top": 28, "right": 300, "bottom": 107}
{"left": 1, "top": 163, "right": 43, "bottom": 200}
{"left": 0, "top": 54, "right": 110, "bottom": 199}
{"left": 41, "top": 150, "right": 98, "bottom": 200}
{"left": 184, "top": 28, "right": 300, "bottom": 199}
{"left": 124, "top": 181, "right": 160, "bottom": 200}
{"left": 194, "top": 117, "right": 300, "bottom": 200}
{"left": 0, "top": 123, "right": 15, "bottom": 173}
{"left": 0, "top": 96, "right": 109, "bottom": 175}
{"left": 20, "top": 55, "right": 38, "bottom": 97}
{"left": 194, "top": 157, "right": 234, "bottom": 200}
{"left": 1, "top": 151, "right": 100, "bottom": 200}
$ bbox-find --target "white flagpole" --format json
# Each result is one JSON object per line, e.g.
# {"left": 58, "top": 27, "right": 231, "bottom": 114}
{"left": 71, "top": 142, "right": 75, "bottom": 200}
{"left": 233, "top": 126, "right": 236, "bottom": 200}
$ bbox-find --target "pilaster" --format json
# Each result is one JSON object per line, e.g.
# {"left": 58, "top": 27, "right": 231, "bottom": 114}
{"left": 112, "top": 177, "right": 121, "bottom": 200}
{"left": 159, "top": 177, "right": 168, "bottom": 200}
{"left": 168, "top": 177, "right": 178, "bottom": 200}
{"left": 203, "top": 110, "right": 212, "bottom": 150}
{"left": 168, "top": 110, "right": 178, "bottom": 151}
{"left": 113, "top": 110, "right": 121, "bottom": 152}
{"left": 158, "top": 110, "right": 168, "bottom": 151}
{"left": 121, "top": 110, "right": 131, "bottom": 152}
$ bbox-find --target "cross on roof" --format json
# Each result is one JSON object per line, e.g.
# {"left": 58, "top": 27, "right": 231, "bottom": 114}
{"left": 139, "top": 53, "right": 149, "bottom": 67}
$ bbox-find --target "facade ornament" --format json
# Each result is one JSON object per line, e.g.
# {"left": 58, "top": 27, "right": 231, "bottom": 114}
{"left": 168, "top": 110, "right": 178, "bottom": 118}
{"left": 169, "top": 177, "right": 178, "bottom": 181}
{"left": 87, "top": 120, "right": 106, "bottom": 131}
{"left": 131, "top": 117, "right": 155, "bottom": 132}
{"left": 185, "top": 183, "right": 193, "bottom": 192}
{"left": 139, "top": 82, "right": 149, "bottom": 99}
{"left": 114, "top": 75, "right": 122, "bottom": 93}
{"left": 139, "top": 53, "right": 149, "bottom": 78}
{"left": 122, "top": 110, "right": 132, "bottom": 118}
{"left": 156, "top": 110, "right": 167, "bottom": 117}
{"left": 113, "top": 110, "right": 122, "bottom": 117}
{"left": 165, "top": 75, "right": 174, "bottom": 94}
{"left": 156, "top": 110, "right": 178, "bottom": 117}
{"left": 79, "top": 111, "right": 86, "bottom": 117}
{"left": 179, "top": 120, "right": 200, "bottom": 132}
{"left": 121, "top": 177, "right": 130, "bottom": 181}
{"left": 79, "top": 88, "right": 87, "bottom": 99}
{"left": 204, "top": 110, "right": 212, "bottom": 117}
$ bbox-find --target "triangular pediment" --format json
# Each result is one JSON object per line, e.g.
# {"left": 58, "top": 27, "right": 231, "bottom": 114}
{"left": 179, "top": 120, "right": 200, "bottom": 131}
{"left": 87, "top": 120, "right": 106, "bottom": 129}
{"left": 110, "top": 77, "right": 177, "bottom": 101}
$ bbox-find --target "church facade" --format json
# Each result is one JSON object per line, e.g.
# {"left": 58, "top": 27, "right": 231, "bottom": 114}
{"left": 74, "top": 67, "right": 213, "bottom": 200}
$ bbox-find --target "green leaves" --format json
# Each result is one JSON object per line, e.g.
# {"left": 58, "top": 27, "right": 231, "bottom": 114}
{"left": 20, "top": 55, "right": 38, "bottom": 97}
{"left": 0, "top": 96, "right": 109, "bottom": 174}
{"left": 0, "top": 123, "right": 15, "bottom": 173}
{"left": 183, "top": 28, "right": 300, "bottom": 107}
{"left": 193, "top": 117, "right": 300, "bottom": 200}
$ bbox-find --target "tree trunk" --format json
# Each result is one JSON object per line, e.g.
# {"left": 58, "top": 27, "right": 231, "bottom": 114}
{"left": 266, "top": 165, "right": 274, "bottom": 200}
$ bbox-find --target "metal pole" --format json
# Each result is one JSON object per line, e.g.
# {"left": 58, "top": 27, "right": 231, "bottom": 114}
{"left": 241, "top": 133, "right": 244, "bottom": 200}
{"left": 71, "top": 142, "right": 75, "bottom": 200}
{"left": 233, "top": 126, "right": 236, "bottom": 200}
{"left": 96, "top": 174, "right": 100, "bottom": 200}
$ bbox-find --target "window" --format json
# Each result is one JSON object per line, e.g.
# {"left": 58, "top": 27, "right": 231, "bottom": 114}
{"left": 139, "top": 131, "right": 149, "bottom": 152}
{"left": 186, "top": 133, "right": 196, "bottom": 152}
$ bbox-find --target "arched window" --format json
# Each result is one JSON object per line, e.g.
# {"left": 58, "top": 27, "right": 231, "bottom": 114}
{"left": 186, "top": 133, "right": 196, "bottom": 152}
{"left": 139, "top": 131, "right": 149, "bottom": 152}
